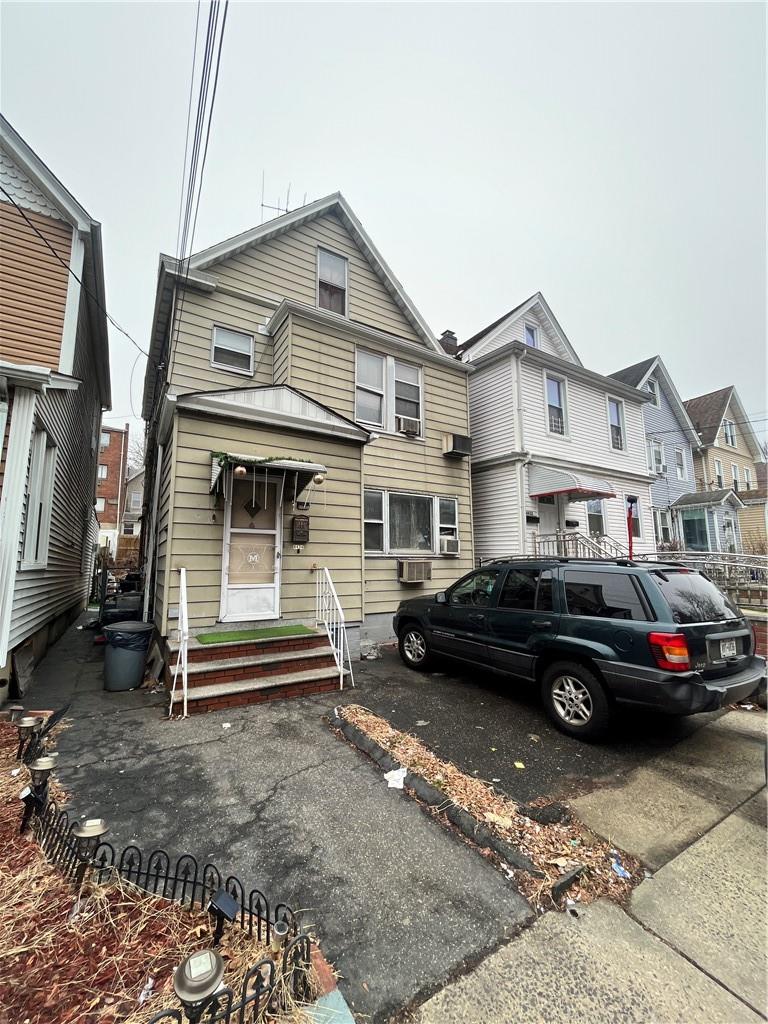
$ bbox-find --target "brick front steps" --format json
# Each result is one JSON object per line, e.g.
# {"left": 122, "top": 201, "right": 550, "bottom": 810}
{"left": 165, "top": 628, "right": 342, "bottom": 714}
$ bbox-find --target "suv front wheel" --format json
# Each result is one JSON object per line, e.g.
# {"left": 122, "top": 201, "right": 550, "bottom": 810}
{"left": 398, "top": 624, "right": 433, "bottom": 671}
{"left": 541, "top": 662, "right": 611, "bottom": 741}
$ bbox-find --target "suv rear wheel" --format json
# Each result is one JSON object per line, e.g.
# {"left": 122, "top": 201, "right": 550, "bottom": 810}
{"left": 541, "top": 662, "right": 611, "bottom": 741}
{"left": 398, "top": 624, "right": 433, "bottom": 671}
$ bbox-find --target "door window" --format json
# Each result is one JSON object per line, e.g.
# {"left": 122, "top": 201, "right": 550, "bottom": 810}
{"left": 449, "top": 569, "right": 500, "bottom": 607}
{"left": 498, "top": 569, "right": 553, "bottom": 611}
{"left": 563, "top": 570, "right": 648, "bottom": 620}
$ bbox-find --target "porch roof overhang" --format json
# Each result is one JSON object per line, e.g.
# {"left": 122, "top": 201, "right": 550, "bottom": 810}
{"left": 528, "top": 465, "right": 616, "bottom": 502}
{"left": 671, "top": 488, "right": 745, "bottom": 511}
{"left": 210, "top": 453, "right": 327, "bottom": 494}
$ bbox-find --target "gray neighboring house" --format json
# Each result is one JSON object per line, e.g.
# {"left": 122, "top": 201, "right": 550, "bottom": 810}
{"left": 122, "top": 467, "right": 144, "bottom": 538}
{"left": 609, "top": 356, "right": 701, "bottom": 548}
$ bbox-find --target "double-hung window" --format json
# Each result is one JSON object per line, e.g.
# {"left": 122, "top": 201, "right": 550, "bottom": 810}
{"left": 97, "top": 464, "right": 108, "bottom": 480}
{"left": 317, "top": 248, "right": 347, "bottom": 315}
{"left": 648, "top": 439, "right": 664, "bottom": 474}
{"left": 22, "top": 426, "right": 57, "bottom": 569}
{"left": 714, "top": 459, "right": 724, "bottom": 488}
{"left": 364, "top": 489, "right": 458, "bottom": 554}
{"left": 731, "top": 463, "right": 739, "bottom": 491}
{"left": 123, "top": 522, "right": 135, "bottom": 536}
{"left": 654, "top": 509, "right": 673, "bottom": 545}
{"left": 130, "top": 491, "right": 142, "bottom": 511}
{"left": 608, "top": 398, "right": 625, "bottom": 451}
{"left": 355, "top": 350, "right": 422, "bottom": 434}
{"left": 99, "top": 431, "right": 110, "bottom": 449}
{"left": 211, "top": 325, "right": 254, "bottom": 374}
{"left": 674, "top": 448, "right": 685, "bottom": 480}
{"left": 628, "top": 497, "right": 641, "bottom": 539}
{"left": 524, "top": 324, "right": 538, "bottom": 348}
{"left": 95, "top": 497, "right": 106, "bottom": 513}
{"left": 546, "top": 375, "right": 566, "bottom": 435}
{"left": 723, "top": 419, "right": 737, "bottom": 446}
{"left": 744, "top": 467, "right": 752, "bottom": 491}
{"left": 645, "top": 378, "right": 660, "bottom": 406}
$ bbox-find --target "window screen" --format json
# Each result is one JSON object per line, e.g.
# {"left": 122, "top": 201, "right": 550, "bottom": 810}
{"left": 563, "top": 570, "right": 648, "bottom": 621}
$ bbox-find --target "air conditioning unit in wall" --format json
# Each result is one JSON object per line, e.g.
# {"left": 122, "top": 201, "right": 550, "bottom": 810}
{"left": 659, "top": 464, "right": 668, "bottom": 476}
{"left": 442, "top": 433, "right": 472, "bottom": 458}
{"left": 440, "top": 536, "right": 460, "bottom": 555}
{"left": 398, "top": 559, "right": 432, "bottom": 583}
{"left": 396, "top": 416, "right": 421, "bottom": 437}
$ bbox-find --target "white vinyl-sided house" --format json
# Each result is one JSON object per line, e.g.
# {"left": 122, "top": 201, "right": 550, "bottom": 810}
{"left": 457, "top": 293, "right": 656, "bottom": 561}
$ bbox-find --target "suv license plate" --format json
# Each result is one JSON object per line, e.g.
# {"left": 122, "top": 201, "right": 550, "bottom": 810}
{"left": 720, "top": 639, "right": 737, "bottom": 659}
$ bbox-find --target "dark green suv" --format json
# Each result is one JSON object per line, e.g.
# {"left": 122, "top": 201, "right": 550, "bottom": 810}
{"left": 392, "top": 557, "right": 765, "bottom": 740}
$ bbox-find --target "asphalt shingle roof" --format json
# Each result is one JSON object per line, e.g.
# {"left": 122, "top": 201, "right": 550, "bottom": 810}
{"left": 683, "top": 387, "right": 733, "bottom": 446}
{"left": 458, "top": 297, "right": 531, "bottom": 354}
{"left": 609, "top": 356, "right": 657, "bottom": 388}
{"left": 672, "top": 488, "right": 737, "bottom": 508}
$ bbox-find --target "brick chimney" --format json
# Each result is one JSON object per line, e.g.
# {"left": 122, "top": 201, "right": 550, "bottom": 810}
{"left": 439, "top": 329, "right": 458, "bottom": 356}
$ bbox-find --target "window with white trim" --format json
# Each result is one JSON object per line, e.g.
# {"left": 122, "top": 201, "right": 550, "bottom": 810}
{"left": 129, "top": 491, "right": 142, "bottom": 511}
{"left": 714, "top": 459, "right": 723, "bottom": 488}
{"left": 95, "top": 497, "right": 106, "bottom": 513}
{"left": 627, "top": 496, "right": 642, "bottom": 539}
{"left": 99, "top": 431, "right": 110, "bottom": 449}
{"left": 211, "top": 326, "right": 254, "bottom": 374}
{"left": 744, "top": 467, "right": 752, "bottom": 491}
{"left": 654, "top": 508, "right": 673, "bottom": 545}
{"left": 645, "top": 378, "right": 660, "bottom": 406}
{"left": 524, "top": 324, "right": 538, "bottom": 348}
{"left": 674, "top": 448, "right": 685, "bottom": 480}
{"left": 355, "top": 350, "right": 422, "bottom": 434}
{"left": 97, "top": 464, "right": 108, "bottom": 480}
{"left": 317, "top": 248, "right": 347, "bottom": 315}
{"left": 723, "top": 419, "right": 737, "bottom": 446}
{"left": 364, "top": 489, "right": 458, "bottom": 554}
{"left": 123, "top": 522, "right": 135, "bottom": 535}
{"left": 22, "top": 427, "right": 57, "bottom": 569}
{"left": 608, "top": 398, "right": 626, "bottom": 450}
{"left": 648, "top": 439, "right": 664, "bottom": 474}
{"left": 546, "top": 375, "right": 567, "bottom": 435}
{"left": 731, "top": 463, "right": 739, "bottom": 491}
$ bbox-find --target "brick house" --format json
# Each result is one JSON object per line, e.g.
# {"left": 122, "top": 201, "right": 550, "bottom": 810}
{"left": 95, "top": 423, "right": 129, "bottom": 557}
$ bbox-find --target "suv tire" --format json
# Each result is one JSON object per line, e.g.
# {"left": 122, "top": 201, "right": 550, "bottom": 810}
{"left": 398, "top": 624, "right": 433, "bottom": 671}
{"left": 541, "top": 661, "right": 611, "bottom": 741}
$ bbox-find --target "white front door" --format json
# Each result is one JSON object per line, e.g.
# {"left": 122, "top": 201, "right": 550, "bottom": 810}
{"left": 221, "top": 476, "right": 282, "bottom": 621}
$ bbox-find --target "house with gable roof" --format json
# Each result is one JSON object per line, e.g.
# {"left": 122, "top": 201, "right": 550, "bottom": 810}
{"left": 457, "top": 293, "right": 656, "bottom": 561}
{"left": 609, "top": 356, "right": 701, "bottom": 547}
{"left": 141, "top": 193, "right": 473, "bottom": 711}
{"left": 682, "top": 386, "right": 765, "bottom": 552}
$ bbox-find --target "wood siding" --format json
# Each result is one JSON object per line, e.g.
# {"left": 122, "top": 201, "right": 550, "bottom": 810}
{"left": 0, "top": 201, "right": 71, "bottom": 369}
{"left": 8, "top": 293, "right": 101, "bottom": 649}
{"left": 163, "top": 413, "right": 364, "bottom": 631}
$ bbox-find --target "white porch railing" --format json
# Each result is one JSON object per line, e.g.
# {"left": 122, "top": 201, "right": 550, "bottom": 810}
{"left": 533, "top": 531, "right": 628, "bottom": 559}
{"left": 315, "top": 566, "right": 354, "bottom": 689}
{"left": 634, "top": 550, "right": 768, "bottom": 586}
{"left": 169, "top": 567, "right": 189, "bottom": 718}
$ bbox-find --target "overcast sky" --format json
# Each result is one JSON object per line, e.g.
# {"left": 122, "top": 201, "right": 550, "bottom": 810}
{"left": 2, "top": 2, "right": 765, "bottom": 446}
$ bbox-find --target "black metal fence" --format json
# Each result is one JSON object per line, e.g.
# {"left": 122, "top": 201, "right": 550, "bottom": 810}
{"left": 33, "top": 799, "right": 313, "bottom": 1019}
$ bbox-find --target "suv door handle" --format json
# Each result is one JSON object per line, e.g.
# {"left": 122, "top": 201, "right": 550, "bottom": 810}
{"left": 468, "top": 613, "right": 486, "bottom": 624}
{"left": 532, "top": 619, "right": 552, "bottom": 629}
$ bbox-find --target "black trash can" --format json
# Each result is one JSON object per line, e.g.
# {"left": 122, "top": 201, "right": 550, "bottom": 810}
{"left": 103, "top": 621, "right": 155, "bottom": 692}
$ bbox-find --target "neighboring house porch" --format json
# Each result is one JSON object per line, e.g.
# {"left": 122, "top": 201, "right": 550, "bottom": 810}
{"left": 671, "top": 489, "right": 744, "bottom": 553}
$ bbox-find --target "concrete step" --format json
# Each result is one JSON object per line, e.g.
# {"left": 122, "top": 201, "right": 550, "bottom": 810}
{"left": 166, "top": 646, "right": 337, "bottom": 688}
{"left": 169, "top": 666, "right": 343, "bottom": 714}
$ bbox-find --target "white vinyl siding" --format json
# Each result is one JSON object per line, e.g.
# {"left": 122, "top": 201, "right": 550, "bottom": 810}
{"left": 464, "top": 306, "right": 568, "bottom": 361}
{"left": 468, "top": 357, "right": 517, "bottom": 460}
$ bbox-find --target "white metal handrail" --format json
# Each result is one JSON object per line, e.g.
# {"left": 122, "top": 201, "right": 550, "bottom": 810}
{"left": 533, "top": 531, "right": 627, "bottom": 559}
{"left": 635, "top": 550, "right": 768, "bottom": 585}
{"left": 169, "top": 567, "right": 189, "bottom": 718}
{"left": 315, "top": 566, "right": 354, "bottom": 689}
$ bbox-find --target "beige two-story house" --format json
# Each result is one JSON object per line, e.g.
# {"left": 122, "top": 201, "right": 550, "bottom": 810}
{"left": 141, "top": 194, "right": 473, "bottom": 701}
{"left": 683, "top": 386, "right": 765, "bottom": 552}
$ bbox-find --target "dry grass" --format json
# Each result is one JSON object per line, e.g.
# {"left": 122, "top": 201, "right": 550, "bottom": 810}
{"left": 341, "top": 705, "right": 645, "bottom": 911}
{"left": 0, "top": 720, "right": 318, "bottom": 1023}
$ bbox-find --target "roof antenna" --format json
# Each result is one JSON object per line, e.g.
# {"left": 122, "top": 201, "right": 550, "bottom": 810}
{"left": 286, "top": 182, "right": 291, "bottom": 211}
{"left": 260, "top": 170, "right": 265, "bottom": 224}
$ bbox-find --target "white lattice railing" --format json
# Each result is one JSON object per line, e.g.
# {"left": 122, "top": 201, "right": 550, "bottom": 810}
{"left": 169, "top": 567, "right": 189, "bottom": 717}
{"left": 315, "top": 566, "right": 354, "bottom": 689}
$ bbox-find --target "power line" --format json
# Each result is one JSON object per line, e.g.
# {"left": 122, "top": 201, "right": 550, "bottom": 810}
{"left": 645, "top": 415, "right": 768, "bottom": 439}
{"left": 0, "top": 184, "right": 148, "bottom": 359}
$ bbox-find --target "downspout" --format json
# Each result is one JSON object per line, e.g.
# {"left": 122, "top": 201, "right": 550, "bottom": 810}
{"left": 114, "top": 426, "right": 126, "bottom": 555}
{"left": 512, "top": 349, "right": 531, "bottom": 554}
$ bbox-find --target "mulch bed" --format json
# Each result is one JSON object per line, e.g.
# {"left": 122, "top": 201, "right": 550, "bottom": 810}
{"left": 0, "top": 719, "right": 318, "bottom": 1024}
{"left": 338, "top": 704, "right": 646, "bottom": 913}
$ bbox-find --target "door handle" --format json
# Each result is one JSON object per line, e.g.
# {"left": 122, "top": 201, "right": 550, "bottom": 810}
{"left": 532, "top": 619, "right": 552, "bottom": 629}
{"left": 468, "top": 613, "right": 486, "bottom": 624}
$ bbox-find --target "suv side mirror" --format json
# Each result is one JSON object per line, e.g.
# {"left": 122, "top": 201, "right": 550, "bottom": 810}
{"left": 435, "top": 591, "right": 447, "bottom": 605}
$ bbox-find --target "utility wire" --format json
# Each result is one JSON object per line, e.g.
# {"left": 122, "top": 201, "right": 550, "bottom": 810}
{"left": 0, "top": 184, "right": 148, "bottom": 359}
{"left": 644, "top": 416, "right": 768, "bottom": 439}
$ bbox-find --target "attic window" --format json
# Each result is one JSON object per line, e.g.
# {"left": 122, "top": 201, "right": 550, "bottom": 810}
{"left": 645, "top": 378, "right": 660, "bottom": 406}
{"left": 524, "top": 324, "right": 538, "bottom": 348}
{"left": 318, "top": 248, "right": 347, "bottom": 316}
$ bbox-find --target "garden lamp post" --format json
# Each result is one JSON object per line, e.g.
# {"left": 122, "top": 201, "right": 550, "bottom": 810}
{"left": 270, "top": 919, "right": 289, "bottom": 956}
{"left": 16, "top": 716, "right": 42, "bottom": 760}
{"left": 72, "top": 818, "right": 109, "bottom": 886}
{"left": 173, "top": 948, "right": 225, "bottom": 1023}
{"left": 8, "top": 704, "right": 24, "bottom": 723}
{"left": 20, "top": 755, "right": 56, "bottom": 834}
{"left": 208, "top": 886, "right": 239, "bottom": 947}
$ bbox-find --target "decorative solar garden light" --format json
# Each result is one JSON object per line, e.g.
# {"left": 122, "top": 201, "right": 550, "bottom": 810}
{"left": 8, "top": 704, "right": 24, "bottom": 723}
{"left": 208, "top": 886, "right": 239, "bottom": 947}
{"left": 19, "top": 755, "right": 56, "bottom": 834}
{"left": 15, "top": 715, "right": 42, "bottom": 760}
{"left": 173, "top": 948, "right": 225, "bottom": 1023}
{"left": 72, "top": 818, "right": 109, "bottom": 886}
{"left": 270, "top": 918, "right": 289, "bottom": 956}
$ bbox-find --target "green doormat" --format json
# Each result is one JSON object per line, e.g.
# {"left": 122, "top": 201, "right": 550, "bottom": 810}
{"left": 196, "top": 624, "right": 316, "bottom": 645}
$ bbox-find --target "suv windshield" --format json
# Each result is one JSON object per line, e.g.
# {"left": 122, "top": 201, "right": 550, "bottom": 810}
{"left": 649, "top": 570, "right": 740, "bottom": 624}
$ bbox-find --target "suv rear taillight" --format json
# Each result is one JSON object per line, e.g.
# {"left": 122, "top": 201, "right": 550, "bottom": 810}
{"left": 648, "top": 632, "right": 691, "bottom": 672}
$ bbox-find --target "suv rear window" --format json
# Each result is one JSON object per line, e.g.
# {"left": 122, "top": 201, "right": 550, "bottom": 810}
{"left": 563, "top": 570, "right": 649, "bottom": 621}
{"left": 649, "top": 570, "right": 740, "bottom": 624}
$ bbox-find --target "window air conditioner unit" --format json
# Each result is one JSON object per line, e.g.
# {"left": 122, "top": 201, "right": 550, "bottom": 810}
{"left": 659, "top": 464, "right": 668, "bottom": 475}
{"left": 440, "top": 536, "right": 460, "bottom": 555}
{"left": 398, "top": 559, "right": 432, "bottom": 583}
{"left": 396, "top": 415, "right": 421, "bottom": 437}
{"left": 442, "top": 433, "right": 472, "bottom": 458}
